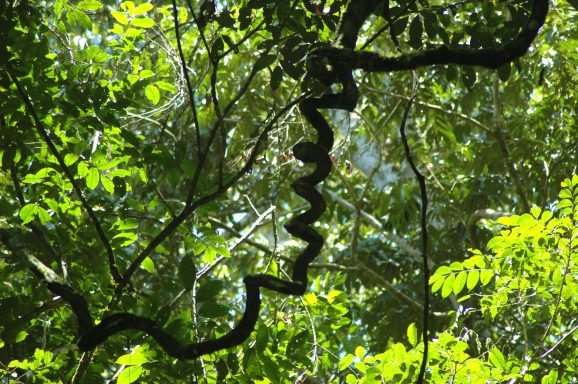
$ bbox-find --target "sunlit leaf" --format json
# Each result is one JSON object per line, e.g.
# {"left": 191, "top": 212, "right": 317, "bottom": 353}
{"left": 132, "top": 3, "right": 153, "bottom": 15}
{"left": 338, "top": 354, "right": 354, "bottom": 371}
{"left": 86, "top": 168, "right": 100, "bottom": 189}
{"left": 145, "top": 84, "right": 160, "bottom": 105}
{"left": 441, "top": 274, "right": 455, "bottom": 298}
{"left": 116, "top": 353, "right": 149, "bottom": 365}
{"left": 467, "top": 269, "right": 479, "bottom": 290}
{"left": 111, "top": 10, "right": 129, "bottom": 25}
{"left": 117, "top": 366, "right": 143, "bottom": 384}
{"left": 155, "top": 80, "right": 178, "bottom": 93}
{"left": 131, "top": 17, "right": 155, "bottom": 28}
{"left": 77, "top": 0, "right": 102, "bottom": 11}
{"left": 141, "top": 257, "right": 156, "bottom": 273}
{"left": 19, "top": 204, "right": 37, "bottom": 224}
{"left": 406, "top": 323, "right": 418, "bottom": 346}
{"left": 453, "top": 271, "right": 467, "bottom": 295}
{"left": 488, "top": 347, "right": 506, "bottom": 369}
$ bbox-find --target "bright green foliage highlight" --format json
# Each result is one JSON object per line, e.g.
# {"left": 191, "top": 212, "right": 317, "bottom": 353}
{"left": 349, "top": 177, "right": 578, "bottom": 383}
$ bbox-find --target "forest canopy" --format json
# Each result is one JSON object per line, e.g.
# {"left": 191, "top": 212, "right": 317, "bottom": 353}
{"left": 1, "top": 0, "right": 578, "bottom": 383}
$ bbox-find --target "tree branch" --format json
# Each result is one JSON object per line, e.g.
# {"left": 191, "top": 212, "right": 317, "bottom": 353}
{"left": 312, "top": 0, "right": 547, "bottom": 74}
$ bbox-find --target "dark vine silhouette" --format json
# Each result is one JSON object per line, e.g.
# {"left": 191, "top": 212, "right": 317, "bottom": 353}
{"left": 5, "top": 0, "right": 548, "bottom": 378}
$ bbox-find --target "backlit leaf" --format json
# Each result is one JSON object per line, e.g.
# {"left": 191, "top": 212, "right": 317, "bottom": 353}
{"left": 338, "top": 354, "right": 354, "bottom": 371}
{"left": 132, "top": 17, "right": 155, "bottom": 28}
{"left": 111, "top": 10, "right": 129, "bottom": 25}
{"left": 86, "top": 168, "right": 100, "bottom": 189}
{"left": 117, "top": 366, "right": 143, "bottom": 384}
{"left": 406, "top": 323, "right": 418, "bottom": 346}
{"left": 77, "top": 0, "right": 102, "bottom": 11}
{"left": 467, "top": 270, "right": 479, "bottom": 290}
{"left": 145, "top": 84, "right": 160, "bottom": 105}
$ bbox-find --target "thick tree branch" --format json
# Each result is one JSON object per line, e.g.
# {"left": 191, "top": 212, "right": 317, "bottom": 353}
{"left": 312, "top": 0, "right": 547, "bottom": 74}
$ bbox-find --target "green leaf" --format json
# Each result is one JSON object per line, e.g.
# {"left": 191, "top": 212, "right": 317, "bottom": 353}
{"left": 36, "top": 206, "right": 51, "bottom": 224}
{"left": 54, "top": 0, "right": 67, "bottom": 18}
{"left": 441, "top": 274, "right": 455, "bottom": 298}
{"left": 354, "top": 346, "right": 365, "bottom": 359}
{"left": 141, "top": 257, "right": 155, "bottom": 273}
{"left": 453, "top": 271, "right": 467, "bottom": 295}
{"left": 14, "top": 330, "right": 28, "bottom": 343}
{"left": 77, "top": 161, "right": 89, "bottom": 178}
{"left": 497, "top": 215, "right": 519, "bottom": 226}
{"left": 406, "top": 323, "right": 418, "bottom": 346}
{"left": 255, "top": 325, "right": 268, "bottom": 353}
{"left": 431, "top": 274, "right": 445, "bottom": 293}
{"left": 488, "top": 347, "right": 506, "bottom": 370}
{"left": 270, "top": 66, "right": 283, "bottom": 91}
{"left": 86, "top": 168, "right": 100, "bottom": 189}
{"left": 467, "top": 269, "right": 479, "bottom": 290}
{"left": 132, "top": 3, "right": 153, "bottom": 15}
{"left": 100, "top": 175, "right": 114, "bottom": 194}
{"left": 131, "top": 17, "right": 155, "bottom": 28}
{"left": 127, "top": 74, "right": 139, "bottom": 85}
{"left": 19, "top": 204, "right": 37, "bottom": 224}
{"left": 408, "top": 16, "right": 423, "bottom": 49}
{"left": 197, "top": 279, "right": 223, "bottom": 301}
{"left": 111, "top": 10, "right": 129, "bottom": 25}
{"left": 198, "top": 302, "right": 229, "bottom": 318}
{"left": 116, "top": 353, "right": 149, "bottom": 365}
{"left": 145, "top": 84, "right": 160, "bottom": 105}
{"left": 346, "top": 374, "right": 358, "bottom": 384}
{"left": 254, "top": 55, "right": 276, "bottom": 71}
{"left": 77, "top": 0, "right": 102, "bottom": 11}
{"left": 67, "top": 8, "right": 92, "bottom": 28}
{"left": 542, "top": 369, "right": 559, "bottom": 384}
{"left": 338, "top": 354, "right": 354, "bottom": 371}
{"left": 480, "top": 269, "right": 493, "bottom": 286}
{"left": 192, "top": 241, "right": 207, "bottom": 256}
{"left": 139, "top": 69, "right": 154, "bottom": 79}
{"left": 112, "top": 232, "right": 138, "bottom": 247}
{"left": 117, "top": 366, "right": 143, "bottom": 384}
{"left": 155, "top": 81, "right": 178, "bottom": 93}
{"left": 64, "top": 153, "right": 79, "bottom": 166}
{"left": 178, "top": 255, "right": 197, "bottom": 290}
{"left": 207, "top": 234, "right": 226, "bottom": 244}
{"left": 215, "top": 245, "right": 230, "bottom": 258}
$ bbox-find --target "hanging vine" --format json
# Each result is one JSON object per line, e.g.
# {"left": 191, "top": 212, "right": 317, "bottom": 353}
{"left": 3, "top": 0, "right": 548, "bottom": 377}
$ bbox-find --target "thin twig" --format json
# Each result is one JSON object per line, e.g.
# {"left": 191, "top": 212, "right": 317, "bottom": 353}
{"left": 171, "top": 0, "right": 202, "bottom": 157}
{"left": 398, "top": 77, "right": 429, "bottom": 384}
{"left": 8, "top": 72, "right": 121, "bottom": 283}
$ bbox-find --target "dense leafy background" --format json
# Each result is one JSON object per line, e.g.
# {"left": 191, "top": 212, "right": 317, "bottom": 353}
{"left": 1, "top": 0, "right": 578, "bottom": 383}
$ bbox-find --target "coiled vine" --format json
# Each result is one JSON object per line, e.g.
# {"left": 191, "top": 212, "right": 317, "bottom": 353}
{"left": 4, "top": 0, "right": 548, "bottom": 379}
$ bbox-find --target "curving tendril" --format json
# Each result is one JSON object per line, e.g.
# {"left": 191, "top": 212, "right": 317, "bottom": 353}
{"left": 6, "top": 0, "right": 548, "bottom": 365}
{"left": 75, "top": 0, "right": 365, "bottom": 360}
{"left": 76, "top": 37, "right": 360, "bottom": 362}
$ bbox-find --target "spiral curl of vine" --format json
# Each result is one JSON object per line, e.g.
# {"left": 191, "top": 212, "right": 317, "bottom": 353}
{"left": 76, "top": 50, "right": 358, "bottom": 363}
